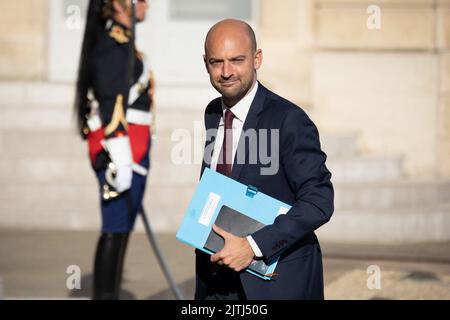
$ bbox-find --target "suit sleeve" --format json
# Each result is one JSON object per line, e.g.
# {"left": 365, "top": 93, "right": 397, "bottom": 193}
{"left": 251, "top": 107, "right": 334, "bottom": 262}
{"left": 92, "top": 49, "right": 129, "bottom": 138}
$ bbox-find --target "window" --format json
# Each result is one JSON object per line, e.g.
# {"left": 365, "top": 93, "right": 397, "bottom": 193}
{"left": 169, "top": 0, "right": 252, "bottom": 21}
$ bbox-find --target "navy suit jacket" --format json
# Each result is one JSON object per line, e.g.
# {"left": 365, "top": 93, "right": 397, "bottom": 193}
{"left": 195, "top": 82, "right": 334, "bottom": 300}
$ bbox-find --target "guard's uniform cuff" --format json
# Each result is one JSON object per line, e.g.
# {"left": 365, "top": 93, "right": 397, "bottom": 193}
{"left": 246, "top": 235, "right": 263, "bottom": 258}
{"left": 105, "top": 136, "right": 133, "bottom": 168}
{"left": 87, "top": 114, "right": 102, "bottom": 132}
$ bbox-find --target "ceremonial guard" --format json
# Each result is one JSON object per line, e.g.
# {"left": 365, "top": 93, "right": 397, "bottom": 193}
{"left": 74, "top": 0, "right": 153, "bottom": 299}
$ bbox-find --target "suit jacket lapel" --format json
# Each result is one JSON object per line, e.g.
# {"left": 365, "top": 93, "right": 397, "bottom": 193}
{"left": 230, "top": 83, "right": 268, "bottom": 180}
{"left": 201, "top": 99, "right": 222, "bottom": 176}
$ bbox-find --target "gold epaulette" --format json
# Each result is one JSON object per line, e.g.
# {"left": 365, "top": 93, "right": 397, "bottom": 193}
{"left": 104, "top": 95, "right": 128, "bottom": 136}
{"left": 109, "top": 25, "right": 130, "bottom": 44}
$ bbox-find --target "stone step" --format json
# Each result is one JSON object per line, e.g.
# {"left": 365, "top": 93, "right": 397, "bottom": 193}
{"left": 316, "top": 203, "right": 450, "bottom": 243}
{"left": 2, "top": 176, "right": 448, "bottom": 226}
{"left": 125, "top": 136, "right": 401, "bottom": 185}
{"left": 1, "top": 153, "right": 403, "bottom": 186}
{"left": 2, "top": 176, "right": 450, "bottom": 224}
{"left": 0, "top": 183, "right": 196, "bottom": 233}
{"left": 0, "top": 106, "right": 73, "bottom": 131}
{"left": 0, "top": 157, "right": 95, "bottom": 184}
{"left": 0, "top": 129, "right": 201, "bottom": 163}
{"left": 0, "top": 82, "right": 74, "bottom": 109}
{"left": 320, "top": 132, "right": 359, "bottom": 158}
{"left": 1, "top": 111, "right": 360, "bottom": 159}
{"left": 0, "top": 105, "right": 204, "bottom": 133}
{"left": 2, "top": 182, "right": 449, "bottom": 243}
{"left": 154, "top": 134, "right": 366, "bottom": 171}
{"left": 0, "top": 157, "right": 201, "bottom": 186}
{"left": 152, "top": 107, "right": 204, "bottom": 134}
{"left": 0, "top": 81, "right": 217, "bottom": 111}
{"left": 327, "top": 155, "right": 403, "bottom": 182}
{"left": 1, "top": 130, "right": 385, "bottom": 184}
{"left": 335, "top": 179, "right": 450, "bottom": 210}
{"left": 2, "top": 177, "right": 448, "bottom": 220}
{"left": 0, "top": 130, "right": 86, "bottom": 157}
{"left": 0, "top": 181, "right": 196, "bottom": 215}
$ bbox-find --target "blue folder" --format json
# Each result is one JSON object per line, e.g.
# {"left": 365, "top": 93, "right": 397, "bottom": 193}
{"left": 176, "top": 168, "right": 292, "bottom": 280}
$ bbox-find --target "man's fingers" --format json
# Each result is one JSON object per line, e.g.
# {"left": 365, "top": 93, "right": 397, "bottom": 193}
{"left": 212, "top": 224, "right": 231, "bottom": 240}
{"left": 211, "top": 250, "right": 232, "bottom": 268}
{"left": 210, "top": 252, "right": 221, "bottom": 263}
{"left": 211, "top": 250, "right": 227, "bottom": 263}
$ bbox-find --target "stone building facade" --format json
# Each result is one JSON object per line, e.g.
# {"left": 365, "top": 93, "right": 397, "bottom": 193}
{"left": 0, "top": 0, "right": 449, "bottom": 242}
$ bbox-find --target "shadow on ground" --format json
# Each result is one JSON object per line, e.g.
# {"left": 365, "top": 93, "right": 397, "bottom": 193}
{"left": 68, "top": 274, "right": 137, "bottom": 300}
{"left": 146, "top": 277, "right": 195, "bottom": 300}
{"left": 68, "top": 274, "right": 194, "bottom": 300}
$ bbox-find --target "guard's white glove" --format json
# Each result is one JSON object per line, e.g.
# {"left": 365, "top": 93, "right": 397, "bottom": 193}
{"left": 105, "top": 136, "right": 133, "bottom": 193}
{"left": 113, "top": 165, "right": 133, "bottom": 192}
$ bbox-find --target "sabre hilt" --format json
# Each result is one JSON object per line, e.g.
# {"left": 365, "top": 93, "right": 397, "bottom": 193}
{"left": 103, "top": 162, "right": 120, "bottom": 201}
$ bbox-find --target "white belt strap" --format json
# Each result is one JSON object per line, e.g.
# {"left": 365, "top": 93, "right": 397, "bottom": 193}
{"left": 128, "top": 70, "right": 149, "bottom": 106}
{"left": 126, "top": 108, "right": 152, "bottom": 125}
{"left": 132, "top": 163, "right": 148, "bottom": 176}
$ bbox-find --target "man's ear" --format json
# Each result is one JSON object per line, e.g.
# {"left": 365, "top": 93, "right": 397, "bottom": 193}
{"left": 254, "top": 49, "right": 263, "bottom": 70}
{"left": 203, "top": 54, "right": 210, "bottom": 74}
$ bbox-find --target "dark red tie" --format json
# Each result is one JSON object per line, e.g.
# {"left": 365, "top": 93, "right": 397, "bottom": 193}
{"left": 216, "top": 109, "right": 235, "bottom": 176}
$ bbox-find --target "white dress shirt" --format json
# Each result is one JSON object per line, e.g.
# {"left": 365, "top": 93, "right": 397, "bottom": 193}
{"left": 210, "top": 81, "right": 263, "bottom": 258}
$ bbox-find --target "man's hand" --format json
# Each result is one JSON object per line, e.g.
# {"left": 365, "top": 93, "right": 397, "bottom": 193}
{"left": 104, "top": 136, "right": 133, "bottom": 193}
{"left": 210, "top": 224, "right": 255, "bottom": 272}
{"left": 114, "top": 165, "right": 133, "bottom": 192}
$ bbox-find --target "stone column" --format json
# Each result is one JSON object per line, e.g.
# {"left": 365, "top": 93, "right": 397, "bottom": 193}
{"left": 258, "top": 0, "right": 315, "bottom": 108}
{"left": 0, "top": 0, "right": 49, "bottom": 80}
{"left": 312, "top": 0, "right": 440, "bottom": 177}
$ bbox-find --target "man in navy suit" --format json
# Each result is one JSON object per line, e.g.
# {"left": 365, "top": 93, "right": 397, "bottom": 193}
{"left": 195, "top": 19, "right": 334, "bottom": 300}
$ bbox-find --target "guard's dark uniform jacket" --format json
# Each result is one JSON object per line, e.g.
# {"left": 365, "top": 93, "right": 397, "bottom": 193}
{"left": 85, "top": 19, "right": 153, "bottom": 233}
{"left": 86, "top": 19, "right": 153, "bottom": 169}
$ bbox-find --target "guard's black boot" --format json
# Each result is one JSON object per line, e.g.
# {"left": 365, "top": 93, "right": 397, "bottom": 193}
{"left": 92, "top": 232, "right": 129, "bottom": 300}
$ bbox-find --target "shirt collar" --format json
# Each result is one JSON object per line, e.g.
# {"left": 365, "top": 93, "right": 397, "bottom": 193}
{"left": 220, "top": 81, "right": 259, "bottom": 124}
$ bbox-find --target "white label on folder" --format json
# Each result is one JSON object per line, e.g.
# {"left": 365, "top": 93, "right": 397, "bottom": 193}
{"left": 277, "top": 206, "right": 290, "bottom": 216}
{"left": 198, "top": 192, "right": 221, "bottom": 226}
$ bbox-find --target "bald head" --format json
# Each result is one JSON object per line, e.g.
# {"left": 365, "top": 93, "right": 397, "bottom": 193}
{"left": 203, "top": 19, "right": 262, "bottom": 107}
{"left": 205, "top": 19, "right": 257, "bottom": 54}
